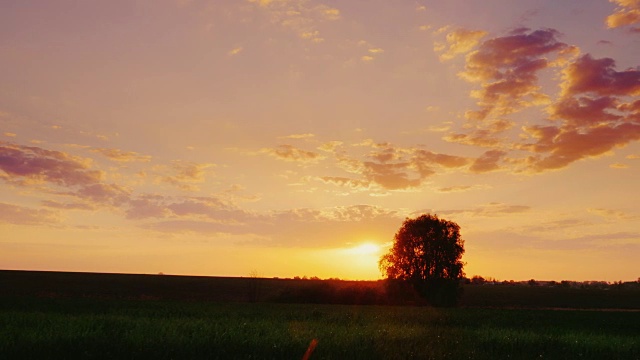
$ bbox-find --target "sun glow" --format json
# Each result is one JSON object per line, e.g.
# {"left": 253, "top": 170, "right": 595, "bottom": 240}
{"left": 324, "top": 242, "right": 385, "bottom": 280}
{"left": 345, "top": 242, "right": 381, "bottom": 255}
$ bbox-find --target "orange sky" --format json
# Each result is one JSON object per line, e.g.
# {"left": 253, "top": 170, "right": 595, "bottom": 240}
{"left": 1, "top": 0, "right": 639, "bottom": 281}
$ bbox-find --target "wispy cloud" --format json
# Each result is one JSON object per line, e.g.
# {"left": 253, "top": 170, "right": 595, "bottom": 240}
{"left": 606, "top": 0, "right": 640, "bottom": 32}
{"left": 588, "top": 207, "right": 637, "bottom": 220}
{"left": 91, "top": 148, "right": 152, "bottom": 162}
{"left": 228, "top": 46, "right": 243, "bottom": 56}
{"left": 261, "top": 144, "right": 323, "bottom": 163}
{"left": 442, "top": 202, "right": 531, "bottom": 217}
{"left": 143, "top": 203, "right": 402, "bottom": 247}
{"left": 41, "top": 200, "right": 95, "bottom": 211}
{"left": 0, "top": 202, "right": 60, "bottom": 226}
{"left": 248, "top": 0, "right": 341, "bottom": 43}
{"left": 280, "top": 133, "right": 315, "bottom": 139}
{"left": 158, "top": 161, "right": 215, "bottom": 191}
{"left": 434, "top": 28, "right": 487, "bottom": 61}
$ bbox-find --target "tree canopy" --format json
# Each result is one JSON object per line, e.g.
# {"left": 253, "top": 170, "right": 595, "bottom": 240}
{"left": 379, "top": 214, "right": 465, "bottom": 306}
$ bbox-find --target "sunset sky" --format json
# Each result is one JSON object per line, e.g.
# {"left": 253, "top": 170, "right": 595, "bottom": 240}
{"left": 1, "top": 0, "right": 639, "bottom": 281}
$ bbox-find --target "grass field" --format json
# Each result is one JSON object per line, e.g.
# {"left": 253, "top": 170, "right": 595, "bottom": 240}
{"left": 1, "top": 271, "right": 639, "bottom": 359}
{"left": 1, "top": 296, "right": 638, "bottom": 359}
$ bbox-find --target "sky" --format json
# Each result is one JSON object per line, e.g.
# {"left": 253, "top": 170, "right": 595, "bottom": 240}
{"left": 1, "top": 0, "right": 639, "bottom": 281}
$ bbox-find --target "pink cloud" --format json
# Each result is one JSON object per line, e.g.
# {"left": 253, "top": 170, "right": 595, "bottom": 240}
{"left": 550, "top": 96, "right": 621, "bottom": 126}
{"left": 560, "top": 54, "right": 640, "bottom": 97}
{"left": 525, "top": 123, "right": 640, "bottom": 171}
{"left": 0, "top": 202, "right": 59, "bottom": 226}
{"left": 328, "top": 143, "right": 471, "bottom": 190}
{"left": 0, "top": 142, "right": 101, "bottom": 186}
{"left": 41, "top": 200, "right": 95, "bottom": 210}
{"left": 469, "top": 150, "right": 507, "bottom": 173}
{"left": 460, "top": 28, "right": 576, "bottom": 122}
{"left": 524, "top": 54, "right": 640, "bottom": 171}
{"left": 76, "top": 183, "right": 131, "bottom": 206}
{"left": 160, "top": 161, "right": 214, "bottom": 190}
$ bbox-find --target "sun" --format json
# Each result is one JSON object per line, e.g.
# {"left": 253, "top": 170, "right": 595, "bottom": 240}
{"left": 345, "top": 242, "right": 381, "bottom": 255}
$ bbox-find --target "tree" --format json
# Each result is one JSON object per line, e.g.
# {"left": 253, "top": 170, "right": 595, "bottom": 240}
{"left": 379, "top": 214, "right": 465, "bottom": 306}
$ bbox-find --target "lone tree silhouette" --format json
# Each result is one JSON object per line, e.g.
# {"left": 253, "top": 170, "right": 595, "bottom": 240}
{"left": 379, "top": 214, "right": 465, "bottom": 306}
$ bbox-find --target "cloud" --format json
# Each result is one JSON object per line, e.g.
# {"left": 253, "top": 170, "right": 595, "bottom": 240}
{"left": 41, "top": 200, "right": 95, "bottom": 210}
{"left": 444, "top": 129, "right": 503, "bottom": 148}
{"left": 472, "top": 119, "right": 514, "bottom": 142}
{"left": 460, "top": 28, "right": 577, "bottom": 122}
{"left": 549, "top": 96, "right": 621, "bottom": 127}
{"left": 610, "top": 162, "right": 629, "bottom": 168}
{"left": 0, "top": 142, "right": 140, "bottom": 210}
{"left": 412, "top": 149, "right": 469, "bottom": 168}
{"left": 142, "top": 202, "right": 403, "bottom": 247}
{"left": 261, "top": 144, "right": 323, "bottom": 163}
{"left": 559, "top": 54, "right": 640, "bottom": 97}
{"left": 317, "top": 141, "right": 343, "bottom": 153}
{"left": 442, "top": 27, "right": 639, "bottom": 174}
{"left": 588, "top": 207, "right": 637, "bottom": 220}
{"left": 168, "top": 199, "right": 248, "bottom": 222}
{"left": 411, "top": 149, "right": 468, "bottom": 177}
{"left": 606, "top": 0, "right": 640, "bottom": 31}
{"left": 548, "top": 232, "right": 640, "bottom": 250}
{"left": 328, "top": 143, "right": 470, "bottom": 191}
{"left": 353, "top": 144, "right": 420, "bottom": 190}
{"left": 0, "top": 142, "right": 102, "bottom": 186}
{"left": 435, "top": 28, "right": 487, "bottom": 61}
{"left": 516, "top": 218, "right": 592, "bottom": 234}
{"left": 442, "top": 202, "right": 531, "bottom": 217}
{"left": 126, "top": 194, "right": 253, "bottom": 224}
{"left": 523, "top": 123, "right": 640, "bottom": 171}
{"left": 469, "top": 150, "right": 507, "bottom": 173}
{"left": 0, "top": 202, "right": 59, "bottom": 226}
{"left": 142, "top": 220, "right": 249, "bottom": 236}
{"left": 75, "top": 183, "right": 131, "bottom": 207}
{"left": 437, "top": 185, "right": 476, "bottom": 193}
{"left": 228, "top": 47, "right": 243, "bottom": 56}
{"left": 159, "top": 161, "right": 214, "bottom": 190}
{"left": 361, "top": 161, "right": 421, "bottom": 190}
{"left": 90, "top": 148, "right": 152, "bottom": 162}
{"left": 126, "top": 194, "right": 172, "bottom": 220}
{"left": 280, "top": 133, "right": 315, "bottom": 139}
{"left": 318, "top": 176, "right": 370, "bottom": 189}
{"left": 248, "top": 0, "right": 341, "bottom": 43}
{"left": 522, "top": 54, "right": 640, "bottom": 172}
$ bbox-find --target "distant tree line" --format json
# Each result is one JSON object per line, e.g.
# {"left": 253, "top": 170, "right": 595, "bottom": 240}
{"left": 465, "top": 276, "right": 640, "bottom": 289}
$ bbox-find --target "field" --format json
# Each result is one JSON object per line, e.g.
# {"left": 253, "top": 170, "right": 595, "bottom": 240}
{"left": 1, "top": 271, "right": 639, "bottom": 359}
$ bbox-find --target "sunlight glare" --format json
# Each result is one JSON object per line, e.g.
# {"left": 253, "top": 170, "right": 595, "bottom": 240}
{"left": 345, "top": 242, "right": 381, "bottom": 255}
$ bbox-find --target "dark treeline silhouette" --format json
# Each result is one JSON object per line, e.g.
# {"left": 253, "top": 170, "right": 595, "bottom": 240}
{"left": 2, "top": 270, "right": 638, "bottom": 309}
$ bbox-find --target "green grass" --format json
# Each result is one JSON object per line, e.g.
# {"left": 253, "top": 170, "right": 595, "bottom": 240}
{"left": 1, "top": 297, "right": 638, "bottom": 359}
